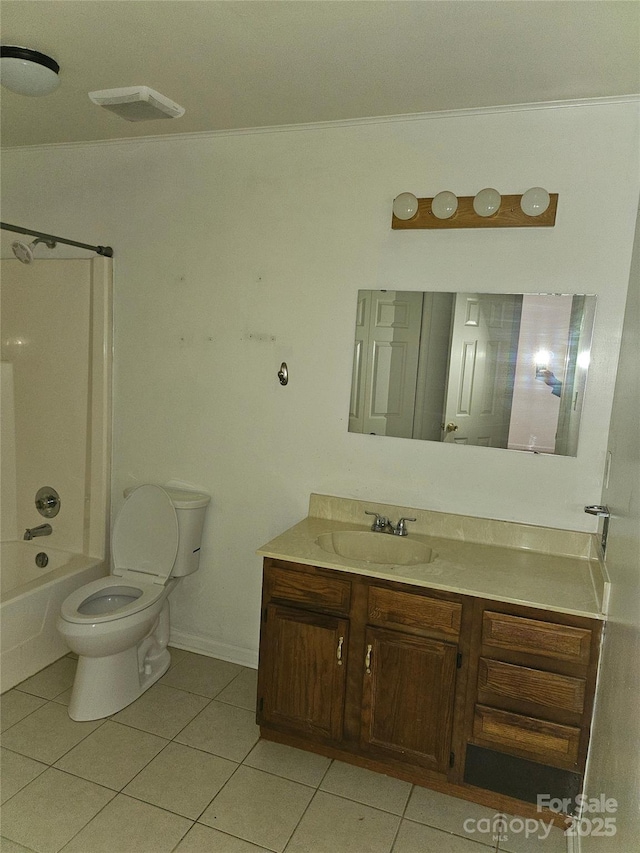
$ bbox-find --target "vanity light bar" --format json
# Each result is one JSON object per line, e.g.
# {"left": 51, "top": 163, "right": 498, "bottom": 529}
{"left": 391, "top": 192, "right": 558, "bottom": 230}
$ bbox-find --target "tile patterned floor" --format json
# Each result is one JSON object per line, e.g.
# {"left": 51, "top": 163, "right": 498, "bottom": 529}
{"left": 0, "top": 650, "right": 568, "bottom": 853}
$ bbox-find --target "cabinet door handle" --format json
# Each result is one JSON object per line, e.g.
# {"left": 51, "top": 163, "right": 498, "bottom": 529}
{"left": 336, "top": 636, "right": 344, "bottom": 666}
{"left": 365, "top": 643, "right": 372, "bottom": 674}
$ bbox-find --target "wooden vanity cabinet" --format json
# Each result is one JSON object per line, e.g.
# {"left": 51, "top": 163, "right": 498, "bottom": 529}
{"left": 257, "top": 558, "right": 602, "bottom": 818}
{"left": 257, "top": 559, "right": 468, "bottom": 782}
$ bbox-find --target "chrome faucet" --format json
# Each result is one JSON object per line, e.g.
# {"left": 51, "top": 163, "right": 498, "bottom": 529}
{"left": 365, "top": 511, "right": 389, "bottom": 532}
{"left": 23, "top": 523, "right": 52, "bottom": 541}
{"left": 365, "top": 512, "right": 416, "bottom": 536}
{"left": 388, "top": 517, "right": 416, "bottom": 537}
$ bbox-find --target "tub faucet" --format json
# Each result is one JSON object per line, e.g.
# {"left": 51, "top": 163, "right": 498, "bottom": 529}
{"left": 23, "top": 523, "right": 52, "bottom": 540}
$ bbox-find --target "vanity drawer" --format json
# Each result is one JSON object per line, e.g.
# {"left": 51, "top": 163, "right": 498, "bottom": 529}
{"left": 482, "top": 611, "right": 592, "bottom": 666}
{"left": 368, "top": 586, "right": 461, "bottom": 638}
{"left": 267, "top": 565, "right": 351, "bottom": 615}
{"left": 478, "top": 658, "right": 586, "bottom": 715}
{"left": 473, "top": 704, "right": 581, "bottom": 768}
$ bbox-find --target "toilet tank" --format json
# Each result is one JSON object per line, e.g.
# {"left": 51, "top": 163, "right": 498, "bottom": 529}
{"left": 163, "top": 487, "right": 211, "bottom": 577}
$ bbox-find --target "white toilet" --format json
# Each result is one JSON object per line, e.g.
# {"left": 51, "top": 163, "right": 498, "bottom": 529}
{"left": 58, "top": 484, "right": 210, "bottom": 721}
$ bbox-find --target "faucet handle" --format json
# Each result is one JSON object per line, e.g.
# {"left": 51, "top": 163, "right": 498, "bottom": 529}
{"left": 394, "top": 517, "right": 416, "bottom": 536}
{"left": 365, "top": 511, "right": 388, "bottom": 532}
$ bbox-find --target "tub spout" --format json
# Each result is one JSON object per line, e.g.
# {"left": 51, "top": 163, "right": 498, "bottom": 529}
{"left": 24, "top": 523, "right": 52, "bottom": 540}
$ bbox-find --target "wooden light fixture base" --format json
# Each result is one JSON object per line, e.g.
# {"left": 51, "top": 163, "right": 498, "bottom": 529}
{"left": 392, "top": 194, "right": 558, "bottom": 230}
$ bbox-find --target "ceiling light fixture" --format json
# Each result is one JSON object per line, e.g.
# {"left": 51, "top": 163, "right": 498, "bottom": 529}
{"left": 0, "top": 45, "right": 60, "bottom": 96}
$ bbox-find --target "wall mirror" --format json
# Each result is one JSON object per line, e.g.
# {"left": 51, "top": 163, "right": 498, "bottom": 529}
{"left": 349, "top": 291, "right": 596, "bottom": 456}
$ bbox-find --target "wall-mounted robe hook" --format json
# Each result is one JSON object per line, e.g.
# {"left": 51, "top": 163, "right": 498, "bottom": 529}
{"left": 278, "top": 362, "right": 289, "bottom": 385}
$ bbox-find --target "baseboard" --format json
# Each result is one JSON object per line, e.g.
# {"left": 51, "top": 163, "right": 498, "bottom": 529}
{"left": 169, "top": 628, "right": 258, "bottom": 669}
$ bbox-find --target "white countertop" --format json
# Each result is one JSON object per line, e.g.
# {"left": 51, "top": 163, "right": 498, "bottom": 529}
{"left": 257, "top": 515, "right": 606, "bottom": 620}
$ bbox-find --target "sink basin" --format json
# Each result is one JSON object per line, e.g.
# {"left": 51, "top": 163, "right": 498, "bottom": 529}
{"left": 316, "top": 531, "right": 434, "bottom": 566}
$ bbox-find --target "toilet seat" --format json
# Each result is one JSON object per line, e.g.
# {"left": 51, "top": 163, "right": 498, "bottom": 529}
{"left": 60, "top": 575, "right": 167, "bottom": 624}
{"left": 61, "top": 485, "right": 181, "bottom": 625}
{"left": 112, "top": 485, "right": 178, "bottom": 583}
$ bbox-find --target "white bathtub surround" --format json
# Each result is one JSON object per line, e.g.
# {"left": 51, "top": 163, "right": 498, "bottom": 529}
{"left": 0, "top": 257, "right": 112, "bottom": 691}
{"left": 257, "top": 493, "right": 607, "bottom": 620}
{"left": 0, "top": 541, "right": 106, "bottom": 693}
{"left": 0, "top": 362, "right": 18, "bottom": 541}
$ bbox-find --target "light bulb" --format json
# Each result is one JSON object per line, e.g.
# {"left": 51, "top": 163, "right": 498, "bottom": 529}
{"left": 473, "top": 188, "right": 501, "bottom": 217}
{"left": 431, "top": 191, "right": 458, "bottom": 220}
{"left": 392, "top": 193, "right": 419, "bottom": 221}
{"left": 520, "top": 187, "right": 550, "bottom": 217}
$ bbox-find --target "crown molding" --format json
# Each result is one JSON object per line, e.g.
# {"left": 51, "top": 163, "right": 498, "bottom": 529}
{"left": 3, "top": 95, "right": 638, "bottom": 153}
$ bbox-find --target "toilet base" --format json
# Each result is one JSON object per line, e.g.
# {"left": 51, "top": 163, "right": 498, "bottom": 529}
{"left": 67, "top": 602, "right": 173, "bottom": 721}
{"left": 68, "top": 646, "right": 171, "bottom": 720}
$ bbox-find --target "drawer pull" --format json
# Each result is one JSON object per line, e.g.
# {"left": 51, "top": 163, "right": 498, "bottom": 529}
{"left": 365, "top": 643, "right": 373, "bottom": 674}
{"left": 336, "top": 636, "right": 344, "bottom": 666}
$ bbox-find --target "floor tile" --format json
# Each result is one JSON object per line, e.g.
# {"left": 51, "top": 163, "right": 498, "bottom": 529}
{"left": 54, "top": 720, "right": 167, "bottom": 790}
{"left": 15, "top": 658, "right": 76, "bottom": 701}
{"left": 393, "top": 819, "right": 495, "bottom": 852}
{"left": 124, "top": 741, "right": 237, "bottom": 819}
{"left": 112, "top": 682, "right": 210, "bottom": 738}
{"left": 243, "top": 739, "right": 331, "bottom": 787}
{"left": 0, "top": 690, "right": 46, "bottom": 733}
{"left": 60, "top": 793, "right": 192, "bottom": 853}
{"left": 175, "top": 824, "right": 269, "bottom": 852}
{"left": 0, "top": 749, "right": 48, "bottom": 804}
{"left": 0, "top": 767, "right": 114, "bottom": 853}
{"left": 199, "top": 765, "right": 314, "bottom": 852}
{"left": 0, "top": 838, "right": 37, "bottom": 852}
{"left": 319, "top": 759, "right": 412, "bottom": 815}
{"left": 49, "top": 688, "right": 72, "bottom": 707}
{"left": 161, "top": 651, "right": 242, "bottom": 698}
{"left": 498, "top": 816, "right": 567, "bottom": 852}
{"left": 0, "top": 702, "right": 102, "bottom": 765}
{"left": 405, "top": 786, "right": 500, "bottom": 846}
{"left": 285, "top": 790, "right": 401, "bottom": 853}
{"left": 215, "top": 667, "right": 258, "bottom": 711}
{"left": 167, "top": 646, "right": 189, "bottom": 667}
{"left": 176, "top": 700, "right": 260, "bottom": 761}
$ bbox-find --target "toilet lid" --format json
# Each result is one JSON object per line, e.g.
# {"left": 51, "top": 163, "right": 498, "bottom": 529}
{"left": 112, "top": 485, "right": 178, "bottom": 582}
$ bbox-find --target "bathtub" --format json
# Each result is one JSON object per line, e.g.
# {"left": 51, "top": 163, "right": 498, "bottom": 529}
{"left": 0, "top": 541, "right": 107, "bottom": 692}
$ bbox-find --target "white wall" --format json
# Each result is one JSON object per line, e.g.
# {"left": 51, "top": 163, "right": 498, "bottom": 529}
{"left": 2, "top": 102, "right": 638, "bottom": 663}
{"left": 581, "top": 206, "right": 640, "bottom": 851}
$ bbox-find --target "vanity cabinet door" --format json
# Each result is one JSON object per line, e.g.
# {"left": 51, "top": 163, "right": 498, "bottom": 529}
{"left": 258, "top": 603, "right": 348, "bottom": 743}
{"left": 361, "top": 626, "right": 458, "bottom": 773}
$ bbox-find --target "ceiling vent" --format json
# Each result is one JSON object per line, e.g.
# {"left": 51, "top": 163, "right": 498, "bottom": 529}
{"left": 88, "top": 86, "right": 185, "bottom": 122}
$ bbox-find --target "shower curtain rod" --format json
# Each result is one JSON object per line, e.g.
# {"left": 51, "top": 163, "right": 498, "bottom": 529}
{"left": 1, "top": 222, "right": 114, "bottom": 257}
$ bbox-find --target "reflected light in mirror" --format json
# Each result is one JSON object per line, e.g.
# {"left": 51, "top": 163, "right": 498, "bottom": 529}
{"left": 577, "top": 351, "right": 591, "bottom": 370}
{"left": 534, "top": 349, "right": 553, "bottom": 368}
